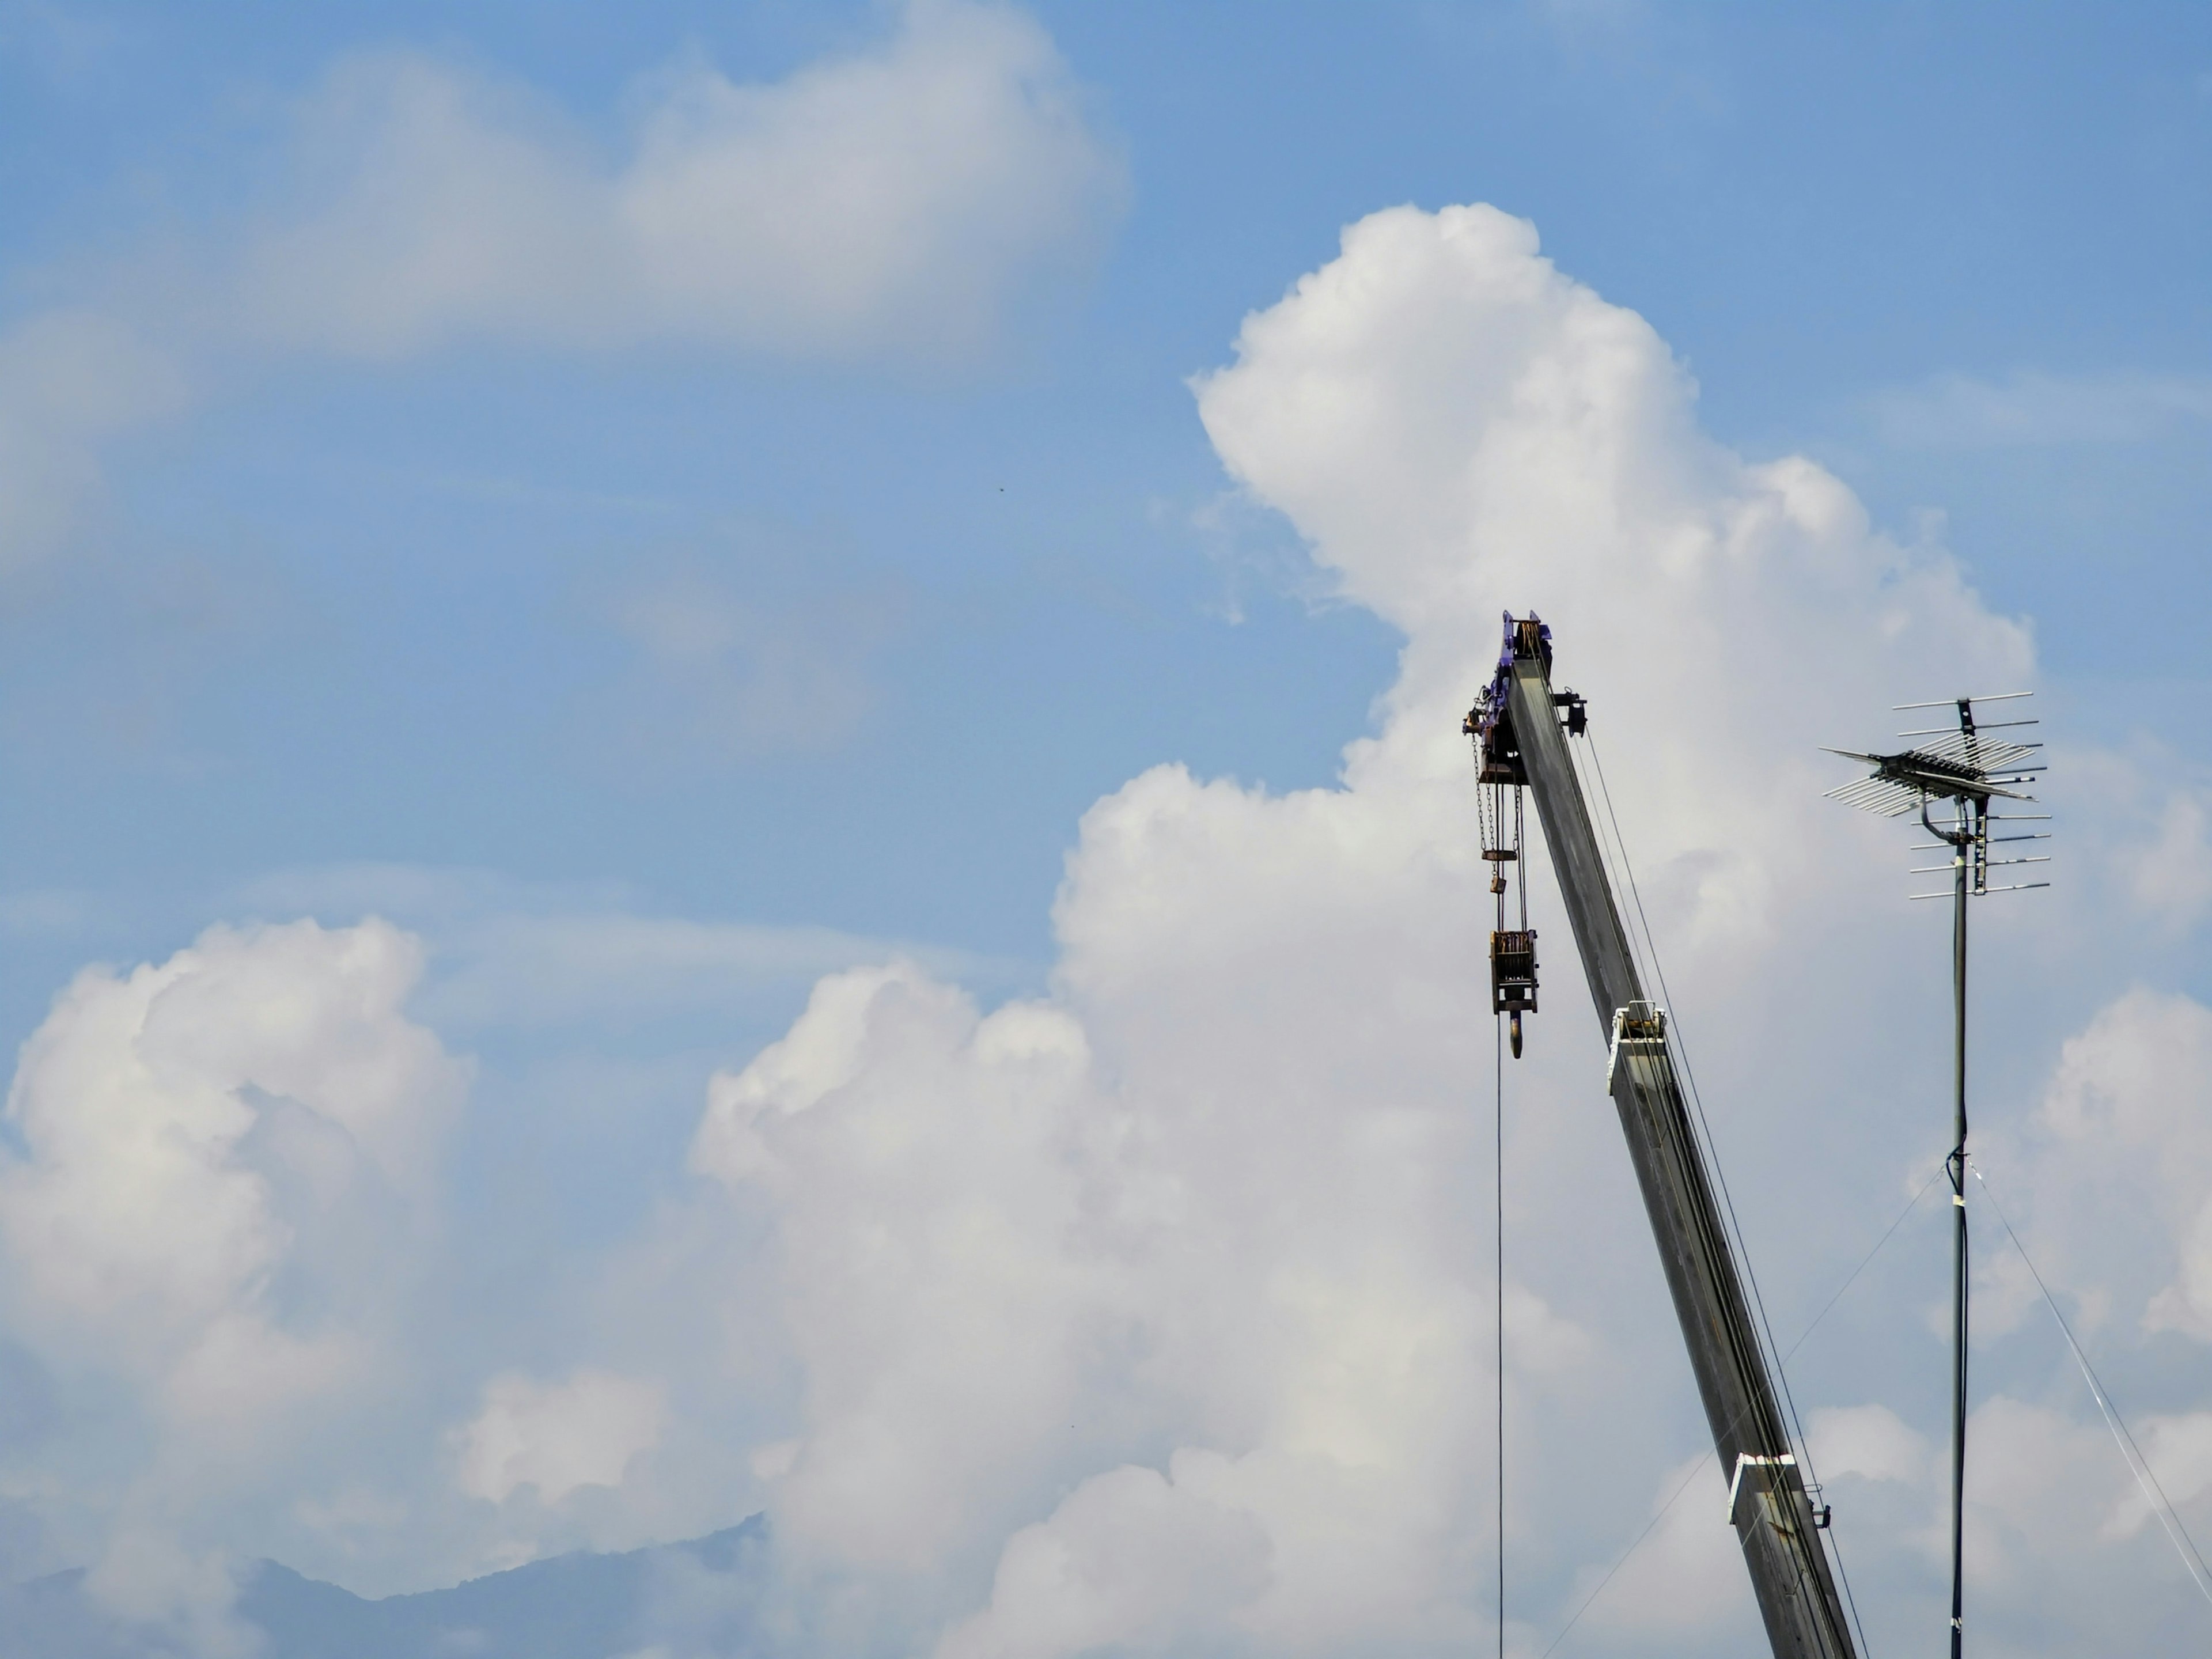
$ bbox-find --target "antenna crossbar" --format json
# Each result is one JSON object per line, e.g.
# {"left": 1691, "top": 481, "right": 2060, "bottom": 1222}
{"left": 1893, "top": 691, "right": 2032, "bottom": 710}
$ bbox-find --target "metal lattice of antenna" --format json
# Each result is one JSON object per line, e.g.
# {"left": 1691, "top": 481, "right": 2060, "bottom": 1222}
{"left": 1822, "top": 692, "right": 2051, "bottom": 897}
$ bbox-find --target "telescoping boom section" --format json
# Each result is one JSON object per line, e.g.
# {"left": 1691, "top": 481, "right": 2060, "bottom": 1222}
{"left": 1466, "top": 616, "right": 1859, "bottom": 1659}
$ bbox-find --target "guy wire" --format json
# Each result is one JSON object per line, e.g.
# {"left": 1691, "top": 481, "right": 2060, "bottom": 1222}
{"left": 1971, "top": 1162, "right": 2212, "bottom": 1620}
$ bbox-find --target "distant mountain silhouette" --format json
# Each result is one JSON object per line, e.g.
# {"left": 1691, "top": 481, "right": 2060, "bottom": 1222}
{"left": 1, "top": 1517, "right": 769, "bottom": 1659}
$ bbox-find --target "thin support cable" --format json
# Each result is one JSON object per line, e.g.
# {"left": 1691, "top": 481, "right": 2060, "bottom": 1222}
{"left": 1497, "top": 1009, "right": 1507, "bottom": 1659}
{"left": 1582, "top": 740, "right": 1789, "bottom": 1389}
{"left": 1537, "top": 1164, "right": 1945, "bottom": 1657}
{"left": 1580, "top": 743, "right": 1838, "bottom": 1501}
{"left": 1569, "top": 736, "right": 1657, "bottom": 1005}
{"left": 1823, "top": 1496, "right": 1874, "bottom": 1659}
{"left": 1971, "top": 1164, "right": 2212, "bottom": 1619}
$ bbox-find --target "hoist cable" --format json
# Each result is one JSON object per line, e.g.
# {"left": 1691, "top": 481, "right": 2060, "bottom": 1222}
{"left": 1497, "top": 1006, "right": 1507, "bottom": 1659}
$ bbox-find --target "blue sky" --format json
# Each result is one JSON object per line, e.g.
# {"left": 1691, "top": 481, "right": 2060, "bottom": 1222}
{"left": 3, "top": 5, "right": 2212, "bottom": 1656}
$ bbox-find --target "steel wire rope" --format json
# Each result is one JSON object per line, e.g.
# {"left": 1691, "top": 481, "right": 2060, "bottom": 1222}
{"left": 1537, "top": 1162, "right": 1946, "bottom": 1657}
{"left": 1565, "top": 731, "right": 1657, "bottom": 1006}
{"left": 1475, "top": 728, "right": 1512, "bottom": 1657}
{"left": 1580, "top": 734, "right": 1800, "bottom": 1430}
{"left": 1577, "top": 729, "right": 1872, "bottom": 1647}
{"left": 1969, "top": 1162, "right": 2212, "bottom": 1619}
{"left": 1571, "top": 732, "right": 1801, "bottom": 1456}
{"left": 1497, "top": 1006, "right": 1507, "bottom": 1659}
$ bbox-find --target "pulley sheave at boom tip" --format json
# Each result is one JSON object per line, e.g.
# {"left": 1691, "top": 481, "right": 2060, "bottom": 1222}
{"left": 1462, "top": 612, "right": 1861, "bottom": 1659}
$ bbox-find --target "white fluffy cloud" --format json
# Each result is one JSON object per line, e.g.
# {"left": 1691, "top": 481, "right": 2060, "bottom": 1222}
{"left": 2125, "top": 790, "right": 2212, "bottom": 933}
{"left": 454, "top": 1370, "right": 666, "bottom": 1507}
{"left": 2006, "top": 987, "right": 2212, "bottom": 1342}
{"left": 0, "top": 918, "right": 467, "bottom": 1623}
{"left": 2, "top": 918, "right": 462, "bottom": 1392}
{"left": 694, "top": 966, "right": 1123, "bottom": 1577}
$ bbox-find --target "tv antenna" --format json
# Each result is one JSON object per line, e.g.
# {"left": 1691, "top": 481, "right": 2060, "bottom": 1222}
{"left": 1824, "top": 691, "right": 2050, "bottom": 1658}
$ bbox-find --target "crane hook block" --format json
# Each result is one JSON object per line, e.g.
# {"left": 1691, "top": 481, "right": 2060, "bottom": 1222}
{"left": 1490, "top": 929, "right": 1538, "bottom": 1058}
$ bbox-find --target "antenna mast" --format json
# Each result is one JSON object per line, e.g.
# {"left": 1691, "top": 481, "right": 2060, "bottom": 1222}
{"left": 1825, "top": 693, "right": 2050, "bottom": 1656}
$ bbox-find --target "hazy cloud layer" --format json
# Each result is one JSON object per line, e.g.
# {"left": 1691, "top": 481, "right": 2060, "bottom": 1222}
{"left": 233, "top": 2, "right": 1120, "bottom": 361}
{"left": 1867, "top": 369, "right": 2212, "bottom": 449}
{"left": 608, "top": 569, "right": 905, "bottom": 760}
{"left": 224, "top": 862, "right": 1003, "bottom": 1031}
{"left": 0, "top": 311, "right": 184, "bottom": 578}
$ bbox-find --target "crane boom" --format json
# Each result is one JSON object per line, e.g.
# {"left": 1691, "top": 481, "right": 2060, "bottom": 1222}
{"left": 1473, "top": 616, "right": 1859, "bottom": 1659}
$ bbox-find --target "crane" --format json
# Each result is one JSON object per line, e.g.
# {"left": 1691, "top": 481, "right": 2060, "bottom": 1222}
{"left": 1465, "top": 614, "right": 1860, "bottom": 1659}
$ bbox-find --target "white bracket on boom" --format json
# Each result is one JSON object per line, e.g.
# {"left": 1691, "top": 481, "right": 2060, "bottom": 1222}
{"left": 1606, "top": 1002, "right": 1668, "bottom": 1091}
{"left": 1728, "top": 1452, "right": 1799, "bottom": 1526}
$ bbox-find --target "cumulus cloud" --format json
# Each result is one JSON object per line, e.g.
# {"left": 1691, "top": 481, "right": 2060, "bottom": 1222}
{"left": 454, "top": 1370, "right": 667, "bottom": 1507}
{"left": 1, "top": 918, "right": 462, "bottom": 1385}
{"left": 1571, "top": 1455, "right": 1756, "bottom": 1641}
{"left": 694, "top": 965, "right": 1123, "bottom": 1577}
{"left": 2124, "top": 789, "right": 2212, "bottom": 932}
{"left": 936, "top": 1457, "right": 1273, "bottom": 1659}
{"left": 1807, "top": 1403, "right": 1928, "bottom": 1487}
{"left": 0, "top": 918, "right": 468, "bottom": 1624}
{"left": 2012, "top": 986, "right": 2212, "bottom": 1340}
